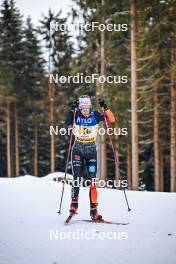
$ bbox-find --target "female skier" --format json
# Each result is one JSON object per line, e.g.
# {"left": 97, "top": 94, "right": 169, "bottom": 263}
{"left": 66, "top": 95, "right": 115, "bottom": 221}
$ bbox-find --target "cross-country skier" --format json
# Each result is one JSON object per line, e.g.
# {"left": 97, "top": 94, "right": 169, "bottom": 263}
{"left": 66, "top": 95, "right": 115, "bottom": 221}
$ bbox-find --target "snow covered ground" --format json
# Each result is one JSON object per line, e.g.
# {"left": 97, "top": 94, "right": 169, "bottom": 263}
{"left": 0, "top": 174, "right": 176, "bottom": 264}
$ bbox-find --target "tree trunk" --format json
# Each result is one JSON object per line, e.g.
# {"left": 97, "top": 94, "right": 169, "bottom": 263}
{"left": 160, "top": 145, "right": 163, "bottom": 192}
{"left": 127, "top": 144, "right": 132, "bottom": 189}
{"left": 0, "top": 129, "right": 1, "bottom": 176}
{"left": 131, "top": 0, "right": 139, "bottom": 190}
{"left": 14, "top": 103, "right": 19, "bottom": 176}
{"left": 154, "top": 82, "right": 160, "bottom": 191}
{"left": 97, "top": 0, "right": 107, "bottom": 182}
{"left": 48, "top": 37, "right": 55, "bottom": 173}
{"left": 6, "top": 100, "right": 11, "bottom": 177}
{"left": 100, "top": 135, "right": 107, "bottom": 181}
{"left": 96, "top": 81, "right": 101, "bottom": 180}
{"left": 170, "top": 31, "right": 176, "bottom": 192}
{"left": 114, "top": 125, "right": 120, "bottom": 188}
{"left": 50, "top": 97, "right": 55, "bottom": 172}
{"left": 34, "top": 118, "right": 38, "bottom": 176}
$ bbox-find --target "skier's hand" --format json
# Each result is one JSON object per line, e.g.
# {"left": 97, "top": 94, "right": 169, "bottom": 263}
{"left": 70, "top": 99, "right": 79, "bottom": 111}
{"left": 99, "top": 99, "right": 108, "bottom": 110}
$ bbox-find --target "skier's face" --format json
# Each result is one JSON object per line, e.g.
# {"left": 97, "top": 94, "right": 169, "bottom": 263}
{"left": 79, "top": 105, "right": 91, "bottom": 117}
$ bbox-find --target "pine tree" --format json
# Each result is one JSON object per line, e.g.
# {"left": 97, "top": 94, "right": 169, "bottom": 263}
{"left": 0, "top": 0, "right": 24, "bottom": 94}
{"left": 20, "top": 17, "right": 46, "bottom": 176}
{"left": 21, "top": 16, "right": 45, "bottom": 102}
{"left": 0, "top": 0, "right": 25, "bottom": 177}
{"left": 39, "top": 9, "right": 73, "bottom": 174}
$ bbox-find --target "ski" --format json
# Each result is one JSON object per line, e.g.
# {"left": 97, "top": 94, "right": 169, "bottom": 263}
{"left": 77, "top": 219, "right": 129, "bottom": 226}
{"left": 64, "top": 212, "right": 77, "bottom": 224}
{"left": 65, "top": 218, "right": 129, "bottom": 225}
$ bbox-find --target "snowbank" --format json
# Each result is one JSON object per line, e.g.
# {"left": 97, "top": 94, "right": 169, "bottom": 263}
{"left": 42, "top": 172, "right": 73, "bottom": 182}
{"left": 0, "top": 175, "right": 175, "bottom": 264}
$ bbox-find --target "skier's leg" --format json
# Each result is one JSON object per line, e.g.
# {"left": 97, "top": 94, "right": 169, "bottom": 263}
{"left": 85, "top": 144, "right": 103, "bottom": 220}
{"left": 70, "top": 144, "right": 83, "bottom": 213}
{"left": 89, "top": 182, "right": 103, "bottom": 220}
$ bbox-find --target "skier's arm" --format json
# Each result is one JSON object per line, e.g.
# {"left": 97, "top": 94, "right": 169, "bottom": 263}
{"left": 97, "top": 99, "right": 116, "bottom": 123}
{"left": 95, "top": 109, "right": 115, "bottom": 124}
{"left": 65, "top": 100, "right": 79, "bottom": 125}
{"left": 65, "top": 111, "right": 74, "bottom": 125}
{"left": 94, "top": 111, "right": 105, "bottom": 122}
{"left": 105, "top": 109, "right": 116, "bottom": 123}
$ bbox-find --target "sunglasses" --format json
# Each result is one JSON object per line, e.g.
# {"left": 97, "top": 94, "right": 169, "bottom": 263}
{"left": 79, "top": 107, "right": 91, "bottom": 112}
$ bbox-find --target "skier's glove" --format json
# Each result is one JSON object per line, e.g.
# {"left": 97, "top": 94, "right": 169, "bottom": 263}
{"left": 99, "top": 99, "right": 108, "bottom": 111}
{"left": 70, "top": 99, "right": 79, "bottom": 111}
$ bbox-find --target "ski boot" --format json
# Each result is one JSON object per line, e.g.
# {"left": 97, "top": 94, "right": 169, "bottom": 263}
{"left": 69, "top": 196, "right": 78, "bottom": 214}
{"left": 90, "top": 203, "right": 103, "bottom": 221}
{"left": 65, "top": 197, "right": 79, "bottom": 224}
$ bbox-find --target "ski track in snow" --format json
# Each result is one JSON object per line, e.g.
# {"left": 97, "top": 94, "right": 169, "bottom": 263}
{"left": 0, "top": 173, "right": 176, "bottom": 264}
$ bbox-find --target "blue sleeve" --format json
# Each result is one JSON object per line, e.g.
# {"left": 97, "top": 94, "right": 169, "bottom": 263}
{"left": 94, "top": 110, "right": 105, "bottom": 123}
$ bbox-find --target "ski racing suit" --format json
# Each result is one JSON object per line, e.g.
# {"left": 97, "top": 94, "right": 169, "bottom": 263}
{"left": 66, "top": 107, "right": 115, "bottom": 216}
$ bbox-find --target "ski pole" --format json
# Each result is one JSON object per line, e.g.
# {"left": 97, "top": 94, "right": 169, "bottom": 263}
{"left": 57, "top": 109, "right": 77, "bottom": 214}
{"left": 100, "top": 101, "right": 131, "bottom": 211}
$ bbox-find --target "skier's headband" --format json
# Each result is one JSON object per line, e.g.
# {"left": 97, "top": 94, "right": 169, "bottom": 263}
{"left": 79, "top": 97, "right": 92, "bottom": 108}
